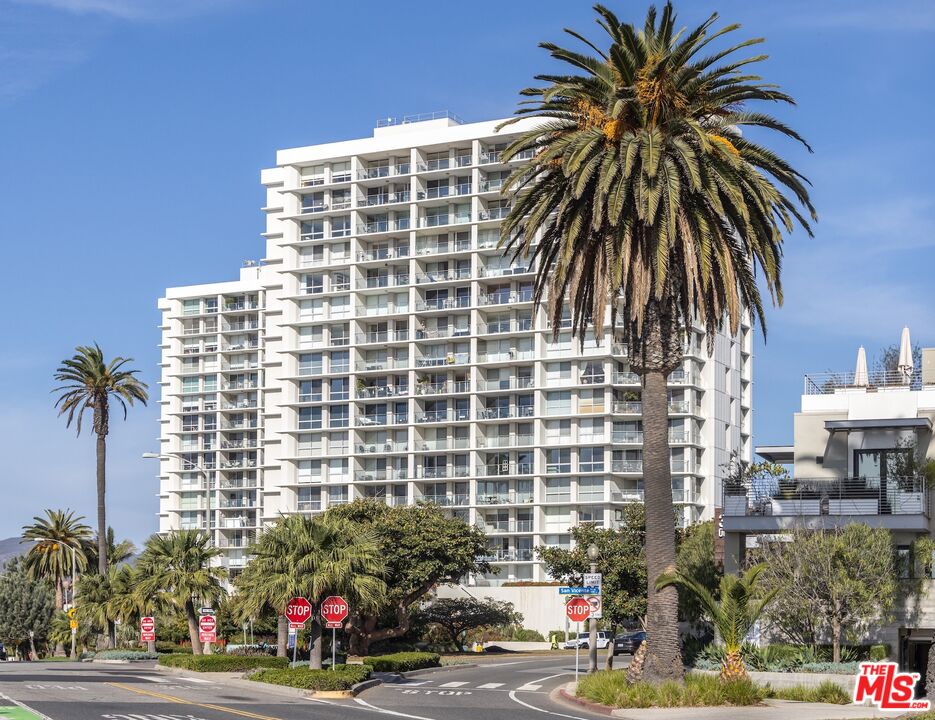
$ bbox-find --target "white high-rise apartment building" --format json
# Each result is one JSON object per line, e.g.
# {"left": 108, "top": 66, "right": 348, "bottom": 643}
{"left": 156, "top": 113, "right": 752, "bottom": 587}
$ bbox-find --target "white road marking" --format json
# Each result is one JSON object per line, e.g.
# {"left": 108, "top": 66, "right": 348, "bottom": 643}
{"left": 139, "top": 676, "right": 169, "bottom": 683}
{"left": 177, "top": 676, "right": 213, "bottom": 684}
{"left": 354, "top": 697, "right": 440, "bottom": 720}
{"left": 508, "top": 690, "right": 594, "bottom": 720}
{"left": 438, "top": 681, "right": 468, "bottom": 687}
{"left": 516, "top": 684, "right": 542, "bottom": 691}
{"left": 401, "top": 680, "right": 429, "bottom": 686}
{"left": 0, "top": 691, "right": 54, "bottom": 720}
{"left": 477, "top": 682, "right": 504, "bottom": 689}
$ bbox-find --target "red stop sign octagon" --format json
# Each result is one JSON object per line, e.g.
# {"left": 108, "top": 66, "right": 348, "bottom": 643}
{"left": 285, "top": 597, "right": 312, "bottom": 625}
{"left": 566, "top": 597, "right": 591, "bottom": 622}
{"left": 321, "top": 596, "right": 349, "bottom": 624}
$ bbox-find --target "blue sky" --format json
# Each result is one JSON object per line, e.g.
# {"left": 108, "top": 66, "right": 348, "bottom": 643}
{"left": 0, "top": 0, "right": 933, "bottom": 545}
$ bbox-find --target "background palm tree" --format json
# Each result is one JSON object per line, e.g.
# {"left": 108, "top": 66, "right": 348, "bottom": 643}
{"left": 500, "top": 3, "right": 814, "bottom": 681}
{"left": 75, "top": 573, "right": 115, "bottom": 649}
{"left": 83, "top": 528, "right": 137, "bottom": 571}
{"left": 53, "top": 343, "right": 149, "bottom": 575}
{"left": 657, "top": 563, "right": 776, "bottom": 681}
{"left": 134, "top": 531, "right": 226, "bottom": 655}
{"left": 236, "top": 514, "right": 385, "bottom": 668}
{"left": 21, "top": 509, "right": 91, "bottom": 656}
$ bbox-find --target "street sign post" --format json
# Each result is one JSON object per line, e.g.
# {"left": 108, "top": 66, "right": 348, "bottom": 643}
{"left": 285, "top": 597, "right": 312, "bottom": 666}
{"left": 566, "top": 596, "right": 591, "bottom": 683}
{"left": 199, "top": 607, "right": 215, "bottom": 615}
{"left": 321, "top": 596, "right": 349, "bottom": 671}
{"left": 198, "top": 614, "right": 217, "bottom": 648}
{"left": 140, "top": 616, "right": 156, "bottom": 643}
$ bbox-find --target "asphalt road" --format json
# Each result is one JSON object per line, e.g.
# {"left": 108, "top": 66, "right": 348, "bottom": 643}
{"left": 0, "top": 656, "right": 618, "bottom": 720}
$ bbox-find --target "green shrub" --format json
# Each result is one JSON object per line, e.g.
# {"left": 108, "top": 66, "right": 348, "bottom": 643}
{"left": 357, "top": 651, "right": 440, "bottom": 672}
{"left": 158, "top": 654, "right": 288, "bottom": 672}
{"left": 577, "top": 671, "right": 767, "bottom": 708}
{"left": 769, "top": 681, "right": 850, "bottom": 704}
{"left": 868, "top": 644, "right": 890, "bottom": 661}
{"left": 250, "top": 665, "right": 371, "bottom": 691}
{"left": 155, "top": 642, "right": 192, "bottom": 655}
{"left": 794, "top": 661, "right": 860, "bottom": 674}
{"left": 94, "top": 650, "right": 159, "bottom": 661}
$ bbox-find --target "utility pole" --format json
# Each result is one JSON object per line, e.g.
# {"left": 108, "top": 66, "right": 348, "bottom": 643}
{"left": 587, "top": 543, "right": 600, "bottom": 673}
{"left": 70, "top": 545, "right": 78, "bottom": 660}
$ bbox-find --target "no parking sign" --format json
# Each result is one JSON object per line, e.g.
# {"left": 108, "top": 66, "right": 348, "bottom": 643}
{"left": 586, "top": 595, "right": 602, "bottom": 619}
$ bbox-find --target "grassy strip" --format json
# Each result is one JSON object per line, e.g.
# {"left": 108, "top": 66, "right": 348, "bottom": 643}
{"left": 577, "top": 671, "right": 851, "bottom": 709}
{"left": 356, "top": 652, "right": 440, "bottom": 672}
{"left": 158, "top": 654, "right": 288, "bottom": 672}
{"left": 249, "top": 665, "right": 372, "bottom": 691}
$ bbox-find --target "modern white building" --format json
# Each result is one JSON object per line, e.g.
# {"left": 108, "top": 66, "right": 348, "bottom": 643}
{"left": 156, "top": 112, "right": 752, "bottom": 591}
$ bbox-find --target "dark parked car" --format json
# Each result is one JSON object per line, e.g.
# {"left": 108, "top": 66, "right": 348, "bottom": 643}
{"left": 613, "top": 631, "right": 646, "bottom": 655}
{"left": 0, "top": 642, "right": 6, "bottom": 661}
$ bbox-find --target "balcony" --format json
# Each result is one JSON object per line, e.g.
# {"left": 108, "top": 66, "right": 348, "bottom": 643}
{"left": 357, "top": 247, "right": 410, "bottom": 262}
{"left": 479, "top": 264, "right": 532, "bottom": 278}
{"left": 723, "top": 476, "right": 930, "bottom": 533}
{"left": 415, "top": 380, "right": 470, "bottom": 396}
{"left": 477, "top": 406, "right": 535, "bottom": 420}
{"left": 479, "top": 206, "right": 511, "bottom": 221}
{"left": 415, "top": 268, "right": 472, "bottom": 284}
{"left": 356, "top": 384, "right": 408, "bottom": 399}
{"left": 356, "top": 441, "right": 408, "bottom": 454}
{"left": 357, "top": 469, "right": 407, "bottom": 482}
{"left": 420, "top": 183, "right": 472, "bottom": 199}
{"left": 416, "top": 409, "right": 470, "bottom": 423}
{"left": 478, "top": 320, "right": 532, "bottom": 335}
{"left": 415, "top": 297, "right": 471, "bottom": 312}
{"left": 365, "top": 274, "right": 410, "bottom": 289}
{"left": 361, "top": 218, "right": 410, "bottom": 235}
{"left": 476, "top": 462, "right": 534, "bottom": 477}
{"left": 417, "top": 437, "right": 470, "bottom": 451}
{"left": 355, "top": 413, "right": 408, "bottom": 427}
{"left": 356, "top": 330, "right": 409, "bottom": 344}
{"left": 479, "top": 291, "right": 533, "bottom": 306}
{"left": 417, "top": 237, "right": 472, "bottom": 256}
{"left": 364, "top": 191, "right": 411, "bottom": 206}
{"left": 477, "top": 519, "right": 534, "bottom": 533}
{"left": 416, "top": 465, "right": 470, "bottom": 479}
{"left": 416, "top": 352, "right": 470, "bottom": 367}
{"left": 477, "top": 491, "right": 534, "bottom": 505}
{"left": 477, "top": 378, "right": 535, "bottom": 392}
{"left": 477, "top": 434, "right": 534, "bottom": 448}
{"left": 355, "top": 358, "right": 408, "bottom": 372}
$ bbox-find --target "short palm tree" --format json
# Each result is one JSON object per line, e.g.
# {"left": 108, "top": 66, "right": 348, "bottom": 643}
{"left": 75, "top": 572, "right": 115, "bottom": 649}
{"left": 236, "top": 514, "right": 385, "bottom": 668}
{"left": 53, "top": 343, "right": 148, "bottom": 575}
{"left": 21, "top": 509, "right": 91, "bottom": 656}
{"left": 657, "top": 563, "right": 777, "bottom": 681}
{"left": 134, "top": 530, "right": 226, "bottom": 654}
{"left": 83, "top": 528, "right": 137, "bottom": 571}
{"left": 500, "top": 3, "right": 814, "bottom": 680}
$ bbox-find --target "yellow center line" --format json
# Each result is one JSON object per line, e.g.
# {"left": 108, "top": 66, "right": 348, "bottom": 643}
{"left": 106, "top": 682, "right": 283, "bottom": 720}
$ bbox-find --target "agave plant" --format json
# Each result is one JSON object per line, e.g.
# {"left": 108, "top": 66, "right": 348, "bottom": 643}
{"left": 657, "top": 563, "right": 777, "bottom": 681}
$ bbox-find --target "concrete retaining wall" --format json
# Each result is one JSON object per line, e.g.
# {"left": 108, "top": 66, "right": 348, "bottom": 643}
{"left": 697, "top": 668, "right": 855, "bottom": 691}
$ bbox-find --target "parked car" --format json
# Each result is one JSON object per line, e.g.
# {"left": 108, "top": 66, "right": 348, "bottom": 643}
{"left": 563, "top": 631, "right": 612, "bottom": 650}
{"left": 0, "top": 642, "right": 6, "bottom": 661}
{"left": 613, "top": 630, "right": 646, "bottom": 655}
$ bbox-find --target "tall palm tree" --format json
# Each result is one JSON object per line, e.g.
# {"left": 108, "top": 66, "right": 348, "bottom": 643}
{"left": 21, "top": 509, "right": 91, "bottom": 656}
{"left": 134, "top": 531, "right": 226, "bottom": 655}
{"left": 500, "top": 3, "right": 814, "bottom": 681}
{"left": 657, "top": 563, "right": 777, "bottom": 681}
{"left": 53, "top": 343, "right": 149, "bottom": 575}
{"left": 236, "top": 514, "right": 385, "bottom": 668}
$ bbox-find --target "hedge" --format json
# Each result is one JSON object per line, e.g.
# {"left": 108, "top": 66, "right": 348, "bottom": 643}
{"left": 158, "top": 654, "right": 288, "bottom": 672}
{"left": 249, "top": 665, "right": 371, "bottom": 691}
{"left": 357, "top": 652, "right": 440, "bottom": 672}
{"left": 94, "top": 650, "right": 159, "bottom": 661}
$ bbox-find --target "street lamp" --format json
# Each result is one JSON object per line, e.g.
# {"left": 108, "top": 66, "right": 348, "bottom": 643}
{"left": 587, "top": 543, "right": 600, "bottom": 673}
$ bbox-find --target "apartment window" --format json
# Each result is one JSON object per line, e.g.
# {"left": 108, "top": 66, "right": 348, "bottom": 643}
{"left": 331, "top": 161, "right": 351, "bottom": 183}
{"left": 298, "top": 353, "right": 322, "bottom": 375}
{"left": 580, "top": 447, "right": 604, "bottom": 473}
{"left": 545, "top": 419, "right": 572, "bottom": 444}
{"left": 580, "top": 417, "right": 604, "bottom": 443}
{"left": 546, "top": 391, "right": 571, "bottom": 416}
{"left": 298, "top": 326, "right": 323, "bottom": 348}
{"left": 182, "top": 415, "right": 199, "bottom": 432}
{"left": 299, "top": 380, "right": 322, "bottom": 403}
{"left": 182, "top": 377, "right": 199, "bottom": 394}
{"left": 298, "top": 407, "right": 322, "bottom": 430}
{"left": 328, "top": 486, "right": 349, "bottom": 506}
{"left": 300, "top": 165, "right": 324, "bottom": 186}
{"left": 330, "top": 350, "right": 349, "bottom": 373}
{"left": 544, "top": 506, "right": 571, "bottom": 532}
{"left": 297, "top": 433, "right": 322, "bottom": 456}
{"left": 329, "top": 405, "right": 349, "bottom": 428}
{"left": 301, "top": 220, "right": 324, "bottom": 240}
{"left": 203, "top": 375, "right": 217, "bottom": 392}
{"left": 303, "top": 274, "right": 324, "bottom": 294}
{"left": 546, "top": 362, "right": 571, "bottom": 381}
{"left": 182, "top": 299, "right": 200, "bottom": 316}
{"left": 298, "top": 298, "right": 324, "bottom": 320}
{"left": 331, "top": 216, "right": 351, "bottom": 238}
{"left": 578, "top": 507, "right": 604, "bottom": 526}
{"left": 328, "top": 458, "right": 349, "bottom": 481}
{"left": 297, "top": 486, "right": 321, "bottom": 512}
{"left": 330, "top": 295, "right": 350, "bottom": 318}
{"left": 330, "top": 378, "right": 349, "bottom": 400}
{"left": 547, "top": 448, "right": 571, "bottom": 474}
{"left": 297, "top": 460, "right": 322, "bottom": 483}
{"left": 579, "top": 388, "right": 604, "bottom": 414}
{"left": 578, "top": 476, "right": 604, "bottom": 501}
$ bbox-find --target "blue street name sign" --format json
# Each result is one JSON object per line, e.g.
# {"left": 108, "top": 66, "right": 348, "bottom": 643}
{"left": 559, "top": 586, "right": 600, "bottom": 595}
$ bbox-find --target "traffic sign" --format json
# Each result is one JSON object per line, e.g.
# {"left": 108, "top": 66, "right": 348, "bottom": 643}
{"left": 199, "top": 614, "right": 217, "bottom": 644}
{"left": 586, "top": 595, "right": 603, "bottom": 620}
{"left": 69, "top": 619, "right": 79, "bottom": 630}
{"left": 325, "top": 621, "right": 343, "bottom": 629}
{"left": 583, "top": 573, "right": 602, "bottom": 591}
{"left": 199, "top": 607, "right": 215, "bottom": 615}
{"left": 559, "top": 586, "right": 600, "bottom": 595}
{"left": 321, "top": 595, "right": 349, "bottom": 625}
{"left": 566, "top": 597, "right": 591, "bottom": 622}
{"left": 140, "top": 616, "right": 156, "bottom": 642}
{"left": 288, "top": 622, "right": 305, "bottom": 630}
{"left": 67, "top": 607, "right": 78, "bottom": 620}
{"left": 285, "top": 597, "right": 312, "bottom": 626}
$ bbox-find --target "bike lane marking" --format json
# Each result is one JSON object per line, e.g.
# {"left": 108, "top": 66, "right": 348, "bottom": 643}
{"left": 0, "top": 692, "right": 53, "bottom": 720}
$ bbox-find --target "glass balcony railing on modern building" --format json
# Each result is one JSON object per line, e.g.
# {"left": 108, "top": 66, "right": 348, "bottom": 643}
{"left": 476, "top": 491, "right": 534, "bottom": 505}
{"left": 355, "top": 384, "right": 409, "bottom": 399}
{"left": 476, "top": 519, "right": 534, "bottom": 533}
{"left": 415, "top": 380, "right": 470, "bottom": 396}
{"left": 476, "top": 462, "right": 534, "bottom": 477}
{"left": 723, "top": 476, "right": 930, "bottom": 518}
{"left": 357, "top": 246, "right": 410, "bottom": 262}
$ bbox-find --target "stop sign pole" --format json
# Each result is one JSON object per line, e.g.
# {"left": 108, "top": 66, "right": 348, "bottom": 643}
{"left": 321, "top": 596, "right": 349, "bottom": 671}
{"left": 565, "top": 597, "right": 591, "bottom": 682}
{"left": 285, "top": 597, "right": 312, "bottom": 665}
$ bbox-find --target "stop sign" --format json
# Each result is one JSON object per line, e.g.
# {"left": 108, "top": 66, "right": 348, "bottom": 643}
{"left": 566, "top": 597, "right": 591, "bottom": 623}
{"left": 285, "top": 597, "right": 312, "bottom": 625}
{"left": 321, "top": 596, "right": 349, "bottom": 624}
{"left": 199, "top": 614, "right": 217, "bottom": 633}
{"left": 140, "top": 616, "right": 155, "bottom": 633}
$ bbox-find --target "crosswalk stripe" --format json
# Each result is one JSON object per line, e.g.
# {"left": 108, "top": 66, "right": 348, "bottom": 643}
{"left": 403, "top": 681, "right": 429, "bottom": 686}
{"left": 477, "top": 683, "right": 504, "bottom": 689}
{"left": 515, "top": 683, "right": 542, "bottom": 692}
{"left": 139, "top": 676, "right": 169, "bottom": 683}
{"left": 439, "top": 681, "right": 468, "bottom": 688}
{"left": 179, "top": 677, "right": 213, "bottom": 684}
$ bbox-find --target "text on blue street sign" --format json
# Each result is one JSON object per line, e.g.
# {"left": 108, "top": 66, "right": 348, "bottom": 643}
{"left": 559, "top": 586, "right": 600, "bottom": 595}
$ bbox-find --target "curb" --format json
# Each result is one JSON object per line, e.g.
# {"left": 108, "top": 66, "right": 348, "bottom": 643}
{"left": 556, "top": 682, "right": 615, "bottom": 716}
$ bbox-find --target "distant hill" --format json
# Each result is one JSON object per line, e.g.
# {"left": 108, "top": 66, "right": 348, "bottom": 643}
{"left": 0, "top": 537, "right": 25, "bottom": 567}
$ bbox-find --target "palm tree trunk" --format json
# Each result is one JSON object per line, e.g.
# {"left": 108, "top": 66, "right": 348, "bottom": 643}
{"left": 96, "top": 432, "right": 108, "bottom": 575}
{"left": 308, "top": 619, "right": 322, "bottom": 670}
{"left": 277, "top": 616, "right": 288, "bottom": 658}
{"left": 185, "top": 598, "right": 203, "bottom": 655}
{"left": 641, "top": 367, "right": 683, "bottom": 682}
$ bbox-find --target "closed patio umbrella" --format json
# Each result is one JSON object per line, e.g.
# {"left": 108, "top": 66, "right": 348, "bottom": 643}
{"left": 898, "top": 326, "right": 914, "bottom": 384}
{"left": 854, "top": 346, "right": 869, "bottom": 387}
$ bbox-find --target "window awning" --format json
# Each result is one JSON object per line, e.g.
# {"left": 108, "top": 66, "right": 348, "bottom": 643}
{"left": 824, "top": 418, "right": 932, "bottom": 432}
